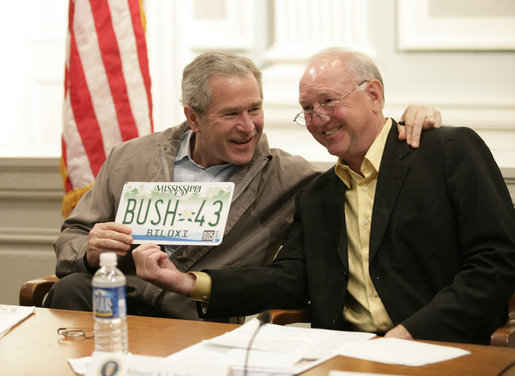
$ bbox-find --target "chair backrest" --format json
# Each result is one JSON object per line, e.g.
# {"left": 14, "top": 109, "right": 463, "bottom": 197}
{"left": 19, "top": 275, "right": 59, "bottom": 307}
{"left": 259, "top": 308, "right": 309, "bottom": 326}
{"left": 490, "top": 292, "right": 515, "bottom": 347}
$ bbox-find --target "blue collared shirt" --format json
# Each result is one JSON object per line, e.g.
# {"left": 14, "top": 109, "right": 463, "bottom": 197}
{"left": 173, "top": 129, "right": 237, "bottom": 183}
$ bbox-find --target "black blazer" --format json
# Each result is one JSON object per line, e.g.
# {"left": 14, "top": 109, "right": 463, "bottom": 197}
{"left": 204, "top": 122, "right": 515, "bottom": 344}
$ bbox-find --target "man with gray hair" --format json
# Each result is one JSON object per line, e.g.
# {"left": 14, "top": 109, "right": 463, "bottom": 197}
{"left": 46, "top": 50, "right": 441, "bottom": 320}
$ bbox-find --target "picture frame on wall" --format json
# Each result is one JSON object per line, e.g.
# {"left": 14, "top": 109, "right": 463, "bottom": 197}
{"left": 397, "top": 0, "right": 515, "bottom": 50}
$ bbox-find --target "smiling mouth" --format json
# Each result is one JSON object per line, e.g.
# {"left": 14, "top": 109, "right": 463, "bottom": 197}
{"left": 230, "top": 137, "right": 252, "bottom": 145}
{"left": 324, "top": 127, "right": 340, "bottom": 136}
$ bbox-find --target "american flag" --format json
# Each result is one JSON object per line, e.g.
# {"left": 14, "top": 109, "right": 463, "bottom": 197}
{"left": 60, "top": 0, "right": 153, "bottom": 217}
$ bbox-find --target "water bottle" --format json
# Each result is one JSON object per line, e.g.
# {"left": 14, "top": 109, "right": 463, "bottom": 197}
{"left": 92, "top": 252, "right": 128, "bottom": 353}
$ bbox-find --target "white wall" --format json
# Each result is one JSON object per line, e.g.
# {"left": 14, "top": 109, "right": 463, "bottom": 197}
{"left": 143, "top": 0, "right": 515, "bottom": 169}
{"left": 1, "top": 0, "right": 515, "bottom": 166}
{"left": 0, "top": 159, "right": 62, "bottom": 305}
{"left": 0, "top": 0, "right": 514, "bottom": 304}
{"left": 0, "top": 0, "right": 67, "bottom": 157}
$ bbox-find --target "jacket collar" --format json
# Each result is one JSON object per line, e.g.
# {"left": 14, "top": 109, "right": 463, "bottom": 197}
{"left": 369, "top": 120, "right": 412, "bottom": 262}
{"left": 320, "top": 169, "right": 349, "bottom": 268}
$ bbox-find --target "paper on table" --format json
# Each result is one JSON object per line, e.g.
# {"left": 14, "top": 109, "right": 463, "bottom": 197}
{"left": 71, "top": 352, "right": 231, "bottom": 376}
{"left": 71, "top": 347, "right": 290, "bottom": 376}
{"left": 90, "top": 352, "right": 231, "bottom": 376}
{"left": 336, "top": 337, "right": 470, "bottom": 366}
{"left": 207, "top": 318, "right": 375, "bottom": 359}
{"left": 0, "top": 304, "right": 35, "bottom": 338}
{"left": 68, "top": 356, "right": 91, "bottom": 375}
{"left": 169, "top": 341, "right": 300, "bottom": 374}
{"left": 172, "top": 318, "right": 375, "bottom": 375}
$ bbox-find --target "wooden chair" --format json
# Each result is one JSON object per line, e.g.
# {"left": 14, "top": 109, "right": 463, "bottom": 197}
{"left": 259, "top": 293, "right": 515, "bottom": 348}
{"left": 19, "top": 275, "right": 59, "bottom": 307}
{"left": 490, "top": 292, "right": 515, "bottom": 347}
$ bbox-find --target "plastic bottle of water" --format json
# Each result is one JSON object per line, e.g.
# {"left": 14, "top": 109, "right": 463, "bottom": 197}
{"left": 92, "top": 252, "right": 128, "bottom": 353}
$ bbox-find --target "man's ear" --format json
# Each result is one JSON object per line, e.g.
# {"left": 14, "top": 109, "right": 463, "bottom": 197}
{"left": 184, "top": 105, "right": 200, "bottom": 133}
{"left": 366, "top": 80, "right": 384, "bottom": 110}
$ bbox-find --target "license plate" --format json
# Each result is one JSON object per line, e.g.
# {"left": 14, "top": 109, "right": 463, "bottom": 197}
{"left": 115, "top": 182, "right": 234, "bottom": 245}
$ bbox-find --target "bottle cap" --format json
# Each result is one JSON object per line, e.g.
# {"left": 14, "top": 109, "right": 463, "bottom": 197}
{"left": 99, "top": 252, "right": 117, "bottom": 267}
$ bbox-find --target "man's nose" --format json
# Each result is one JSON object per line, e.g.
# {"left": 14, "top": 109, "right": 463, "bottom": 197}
{"left": 310, "top": 111, "right": 331, "bottom": 127}
{"left": 237, "top": 111, "right": 255, "bottom": 131}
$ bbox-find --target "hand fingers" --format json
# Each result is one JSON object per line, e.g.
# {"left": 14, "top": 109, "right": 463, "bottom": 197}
{"left": 399, "top": 105, "right": 439, "bottom": 148}
{"left": 89, "top": 237, "right": 131, "bottom": 253}
{"left": 407, "top": 108, "right": 427, "bottom": 148}
{"left": 133, "top": 243, "right": 166, "bottom": 279}
{"left": 91, "top": 222, "right": 133, "bottom": 241}
{"left": 132, "top": 245, "right": 192, "bottom": 294}
{"left": 89, "top": 222, "right": 133, "bottom": 251}
{"left": 409, "top": 112, "right": 425, "bottom": 148}
{"left": 384, "top": 324, "right": 413, "bottom": 340}
{"left": 132, "top": 243, "right": 163, "bottom": 266}
{"left": 399, "top": 105, "right": 417, "bottom": 146}
{"left": 132, "top": 243, "right": 162, "bottom": 263}
{"left": 104, "top": 222, "right": 133, "bottom": 233}
{"left": 411, "top": 106, "right": 442, "bottom": 147}
{"left": 95, "top": 222, "right": 132, "bottom": 234}
{"left": 86, "top": 222, "right": 134, "bottom": 267}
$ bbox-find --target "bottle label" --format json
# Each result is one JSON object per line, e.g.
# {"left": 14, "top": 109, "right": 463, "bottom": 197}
{"left": 93, "top": 286, "right": 127, "bottom": 319}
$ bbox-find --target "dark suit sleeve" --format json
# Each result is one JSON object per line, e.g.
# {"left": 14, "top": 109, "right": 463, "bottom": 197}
{"left": 402, "top": 127, "right": 515, "bottom": 342}
{"left": 199, "top": 204, "right": 310, "bottom": 318}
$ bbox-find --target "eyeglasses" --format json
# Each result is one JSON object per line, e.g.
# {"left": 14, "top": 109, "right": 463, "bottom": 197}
{"left": 57, "top": 327, "right": 94, "bottom": 339}
{"left": 293, "top": 80, "right": 369, "bottom": 126}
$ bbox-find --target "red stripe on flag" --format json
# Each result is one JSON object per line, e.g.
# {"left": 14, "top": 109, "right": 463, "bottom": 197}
{"left": 68, "top": 0, "right": 76, "bottom": 36}
{"left": 90, "top": 0, "right": 140, "bottom": 142}
{"left": 61, "top": 0, "right": 153, "bottom": 217}
{"left": 64, "top": 65, "right": 70, "bottom": 99}
{"left": 69, "top": 31, "right": 106, "bottom": 176}
{"left": 129, "top": 0, "right": 154, "bottom": 132}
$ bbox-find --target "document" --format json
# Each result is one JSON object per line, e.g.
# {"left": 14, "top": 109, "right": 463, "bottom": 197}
{"left": 68, "top": 356, "right": 91, "bottom": 375}
{"left": 83, "top": 352, "right": 231, "bottom": 376}
{"left": 0, "top": 304, "right": 35, "bottom": 338}
{"left": 207, "top": 318, "right": 375, "bottom": 359}
{"left": 168, "top": 342, "right": 301, "bottom": 375}
{"left": 336, "top": 337, "right": 470, "bottom": 366}
{"left": 168, "top": 318, "right": 376, "bottom": 375}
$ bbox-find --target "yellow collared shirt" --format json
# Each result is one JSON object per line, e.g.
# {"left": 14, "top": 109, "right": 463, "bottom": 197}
{"left": 335, "top": 118, "right": 394, "bottom": 333}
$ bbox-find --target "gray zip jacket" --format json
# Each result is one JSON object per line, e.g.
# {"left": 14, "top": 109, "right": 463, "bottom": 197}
{"left": 54, "top": 122, "right": 320, "bottom": 319}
